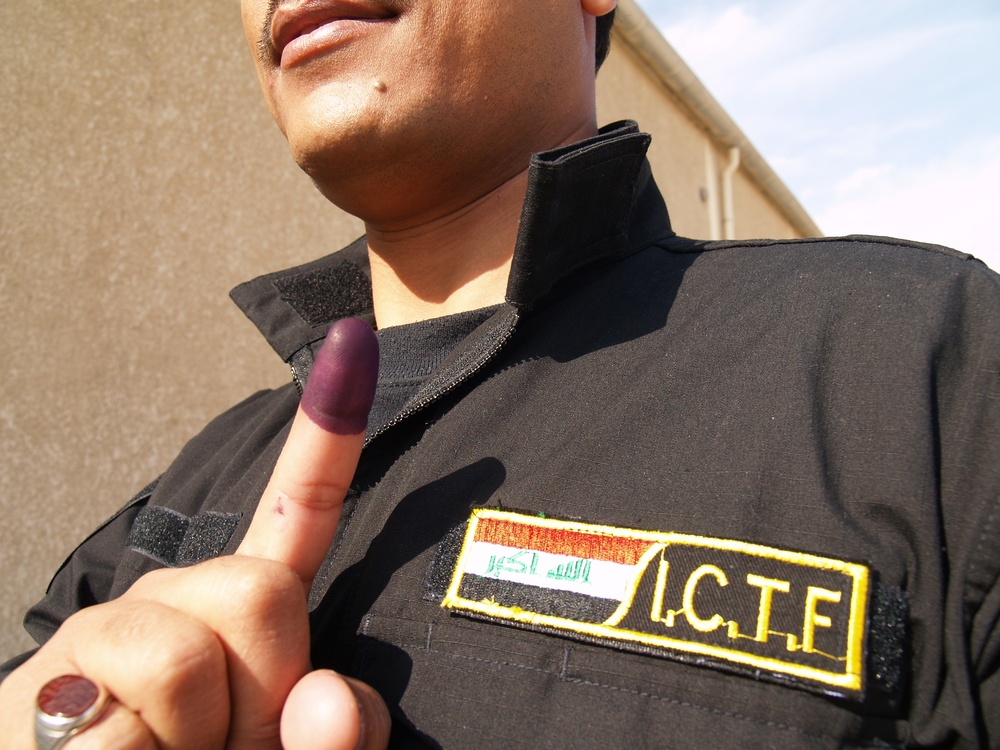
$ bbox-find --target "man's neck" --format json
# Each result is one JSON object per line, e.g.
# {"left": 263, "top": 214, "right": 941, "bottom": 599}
{"left": 364, "top": 122, "right": 598, "bottom": 329}
{"left": 365, "top": 168, "right": 526, "bottom": 329}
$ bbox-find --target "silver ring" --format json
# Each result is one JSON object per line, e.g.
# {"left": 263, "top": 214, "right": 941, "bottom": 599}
{"left": 34, "top": 674, "right": 109, "bottom": 750}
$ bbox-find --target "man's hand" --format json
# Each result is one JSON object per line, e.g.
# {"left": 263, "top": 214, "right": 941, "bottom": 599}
{"left": 0, "top": 318, "right": 390, "bottom": 750}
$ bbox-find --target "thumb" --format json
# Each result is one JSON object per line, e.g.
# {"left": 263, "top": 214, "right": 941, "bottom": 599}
{"left": 281, "top": 670, "right": 392, "bottom": 750}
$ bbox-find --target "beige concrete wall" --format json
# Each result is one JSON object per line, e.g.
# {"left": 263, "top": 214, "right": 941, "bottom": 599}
{"left": 728, "top": 165, "right": 802, "bottom": 240}
{"left": 598, "top": 41, "right": 716, "bottom": 239}
{"left": 0, "top": 0, "right": 364, "bottom": 661}
{"left": 0, "top": 6, "right": 805, "bottom": 662}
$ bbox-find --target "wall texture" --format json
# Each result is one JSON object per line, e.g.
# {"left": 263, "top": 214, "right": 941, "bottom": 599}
{"left": 0, "top": 2, "right": 806, "bottom": 662}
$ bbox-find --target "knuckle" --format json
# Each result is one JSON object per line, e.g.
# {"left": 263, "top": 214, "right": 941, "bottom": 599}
{"left": 274, "top": 474, "right": 350, "bottom": 512}
{"left": 224, "top": 555, "right": 301, "bottom": 598}
{"left": 142, "top": 613, "right": 225, "bottom": 685}
{"left": 137, "top": 609, "right": 226, "bottom": 695}
{"left": 123, "top": 566, "right": 177, "bottom": 598}
{"left": 58, "top": 598, "right": 123, "bottom": 638}
{"left": 203, "top": 556, "right": 306, "bottom": 624}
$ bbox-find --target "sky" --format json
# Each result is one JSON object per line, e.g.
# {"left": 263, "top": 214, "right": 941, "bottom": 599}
{"left": 639, "top": 0, "right": 1000, "bottom": 271}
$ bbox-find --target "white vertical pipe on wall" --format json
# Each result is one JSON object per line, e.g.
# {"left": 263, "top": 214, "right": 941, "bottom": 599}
{"left": 704, "top": 141, "right": 722, "bottom": 240}
{"left": 722, "top": 146, "right": 741, "bottom": 240}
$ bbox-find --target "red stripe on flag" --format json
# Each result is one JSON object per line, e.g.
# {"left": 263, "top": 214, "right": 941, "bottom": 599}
{"left": 474, "top": 517, "right": 654, "bottom": 565}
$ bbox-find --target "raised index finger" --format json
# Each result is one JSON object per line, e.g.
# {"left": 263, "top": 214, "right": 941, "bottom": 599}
{"left": 237, "top": 317, "right": 379, "bottom": 584}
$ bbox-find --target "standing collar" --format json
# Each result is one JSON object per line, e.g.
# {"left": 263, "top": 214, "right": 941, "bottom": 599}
{"left": 507, "top": 119, "right": 671, "bottom": 307}
{"left": 231, "top": 120, "right": 673, "bottom": 362}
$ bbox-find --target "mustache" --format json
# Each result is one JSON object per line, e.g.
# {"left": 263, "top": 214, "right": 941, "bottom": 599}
{"left": 258, "top": 0, "right": 283, "bottom": 66}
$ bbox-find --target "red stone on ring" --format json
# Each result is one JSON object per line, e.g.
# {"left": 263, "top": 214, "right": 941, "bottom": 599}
{"left": 37, "top": 675, "right": 99, "bottom": 718}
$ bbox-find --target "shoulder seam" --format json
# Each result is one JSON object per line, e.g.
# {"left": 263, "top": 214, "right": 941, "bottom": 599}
{"left": 656, "top": 234, "right": 970, "bottom": 261}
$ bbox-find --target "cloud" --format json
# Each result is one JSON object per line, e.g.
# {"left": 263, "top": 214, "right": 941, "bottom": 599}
{"left": 816, "top": 135, "right": 1000, "bottom": 271}
{"left": 654, "top": 3, "right": 797, "bottom": 97}
{"left": 644, "top": 0, "right": 1000, "bottom": 273}
{"left": 657, "top": 1, "right": 973, "bottom": 107}
{"left": 833, "top": 165, "right": 895, "bottom": 194}
{"left": 639, "top": 0, "right": 1000, "bottom": 279}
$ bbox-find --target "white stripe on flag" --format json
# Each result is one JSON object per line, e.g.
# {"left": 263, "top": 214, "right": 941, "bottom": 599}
{"left": 462, "top": 542, "right": 639, "bottom": 600}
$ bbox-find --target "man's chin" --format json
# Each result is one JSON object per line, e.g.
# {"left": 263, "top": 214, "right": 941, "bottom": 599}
{"left": 276, "top": 80, "right": 387, "bottom": 153}
{"left": 294, "top": 144, "right": 401, "bottom": 221}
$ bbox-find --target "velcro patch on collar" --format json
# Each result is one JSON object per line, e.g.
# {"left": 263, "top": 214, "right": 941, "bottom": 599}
{"left": 440, "top": 509, "right": 871, "bottom": 699}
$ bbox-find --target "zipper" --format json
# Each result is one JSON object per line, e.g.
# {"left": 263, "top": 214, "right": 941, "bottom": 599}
{"left": 362, "top": 306, "right": 521, "bottom": 447}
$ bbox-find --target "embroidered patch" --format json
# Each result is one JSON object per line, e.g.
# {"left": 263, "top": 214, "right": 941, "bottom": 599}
{"left": 441, "top": 510, "right": 871, "bottom": 698}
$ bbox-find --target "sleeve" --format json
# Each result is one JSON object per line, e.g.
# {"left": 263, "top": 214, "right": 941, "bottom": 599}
{"left": 939, "top": 257, "right": 1000, "bottom": 745}
{"left": 978, "top": 619, "right": 1000, "bottom": 743}
{"left": 0, "top": 478, "right": 158, "bottom": 682}
{"left": 977, "top": 586, "right": 1000, "bottom": 747}
{"left": 0, "top": 384, "right": 292, "bottom": 684}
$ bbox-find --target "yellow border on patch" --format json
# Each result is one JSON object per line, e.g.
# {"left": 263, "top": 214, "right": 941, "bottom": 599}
{"left": 442, "top": 509, "right": 869, "bottom": 692}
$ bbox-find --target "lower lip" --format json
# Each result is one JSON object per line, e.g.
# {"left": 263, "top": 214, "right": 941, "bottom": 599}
{"left": 280, "top": 18, "right": 391, "bottom": 69}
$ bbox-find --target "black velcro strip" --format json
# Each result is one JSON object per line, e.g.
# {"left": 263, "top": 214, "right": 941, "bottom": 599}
{"left": 424, "top": 524, "right": 467, "bottom": 602}
{"left": 177, "top": 512, "right": 243, "bottom": 565}
{"left": 127, "top": 506, "right": 241, "bottom": 567}
{"left": 864, "top": 582, "right": 909, "bottom": 714}
{"left": 126, "top": 506, "right": 189, "bottom": 566}
{"left": 273, "top": 261, "right": 373, "bottom": 327}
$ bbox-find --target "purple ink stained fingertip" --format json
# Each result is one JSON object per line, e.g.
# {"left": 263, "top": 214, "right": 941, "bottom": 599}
{"left": 300, "top": 318, "right": 379, "bottom": 435}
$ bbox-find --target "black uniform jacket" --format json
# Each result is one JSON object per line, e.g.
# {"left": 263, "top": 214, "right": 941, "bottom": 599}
{"left": 7, "top": 122, "right": 1000, "bottom": 748}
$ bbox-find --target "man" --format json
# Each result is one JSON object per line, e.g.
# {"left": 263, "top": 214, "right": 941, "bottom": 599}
{"left": 2, "top": 0, "right": 998, "bottom": 748}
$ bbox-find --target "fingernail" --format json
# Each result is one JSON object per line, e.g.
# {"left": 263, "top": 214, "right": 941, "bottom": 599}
{"left": 301, "top": 318, "right": 379, "bottom": 435}
{"left": 344, "top": 676, "right": 392, "bottom": 750}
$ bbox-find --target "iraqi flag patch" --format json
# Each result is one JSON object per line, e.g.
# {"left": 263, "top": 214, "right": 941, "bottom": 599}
{"left": 440, "top": 509, "right": 872, "bottom": 698}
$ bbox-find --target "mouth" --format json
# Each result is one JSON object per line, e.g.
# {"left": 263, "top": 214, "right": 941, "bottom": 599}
{"left": 266, "top": 0, "right": 398, "bottom": 68}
